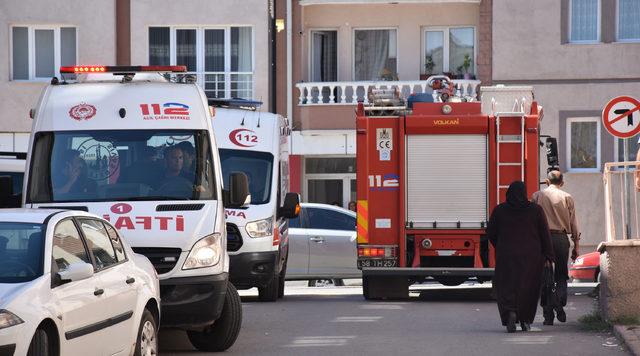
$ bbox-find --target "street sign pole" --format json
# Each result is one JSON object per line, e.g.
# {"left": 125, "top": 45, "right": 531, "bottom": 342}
{"left": 623, "top": 138, "right": 631, "bottom": 239}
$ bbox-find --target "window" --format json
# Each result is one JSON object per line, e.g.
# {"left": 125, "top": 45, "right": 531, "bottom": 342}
{"left": 424, "top": 27, "right": 475, "bottom": 77}
{"left": 306, "top": 208, "right": 356, "bottom": 231}
{"left": 78, "top": 219, "right": 119, "bottom": 270}
{"left": 618, "top": 0, "right": 640, "bottom": 41}
{"left": 354, "top": 29, "right": 397, "bottom": 81}
{"left": 104, "top": 223, "right": 127, "bottom": 262}
{"left": 219, "top": 149, "right": 274, "bottom": 205}
{"left": 615, "top": 133, "right": 640, "bottom": 164}
{"left": 311, "top": 30, "right": 337, "bottom": 82}
{"left": 567, "top": 117, "right": 601, "bottom": 171}
{"left": 11, "top": 26, "right": 77, "bottom": 80}
{"left": 148, "top": 26, "right": 254, "bottom": 99}
{"left": 0, "top": 222, "right": 44, "bottom": 283}
{"left": 305, "top": 158, "right": 355, "bottom": 174}
{"left": 52, "top": 219, "right": 90, "bottom": 271}
{"left": 570, "top": 0, "right": 600, "bottom": 43}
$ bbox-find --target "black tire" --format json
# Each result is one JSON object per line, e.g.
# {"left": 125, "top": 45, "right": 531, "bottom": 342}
{"left": 258, "top": 273, "right": 279, "bottom": 302}
{"left": 134, "top": 309, "right": 158, "bottom": 356}
{"left": 332, "top": 279, "right": 345, "bottom": 286}
{"left": 27, "top": 328, "right": 51, "bottom": 356}
{"left": 308, "top": 280, "right": 317, "bottom": 287}
{"left": 278, "top": 263, "right": 287, "bottom": 299}
{"left": 435, "top": 276, "right": 467, "bottom": 286}
{"left": 188, "top": 283, "right": 243, "bottom": 352}
{"left": 362, "top": 276, "right": 371, "bottom": 300}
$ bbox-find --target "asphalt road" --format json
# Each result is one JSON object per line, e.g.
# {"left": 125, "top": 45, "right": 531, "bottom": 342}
{"left": 159, "top": 281, "right": 628, "bottom": 355}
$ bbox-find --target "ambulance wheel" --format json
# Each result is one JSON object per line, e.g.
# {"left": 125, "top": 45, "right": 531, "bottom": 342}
{"left": 258, "top": 273, "right": 279, "bottom": 302}
{"left": 187, "top": 283, "right": 242, "bottom": 352}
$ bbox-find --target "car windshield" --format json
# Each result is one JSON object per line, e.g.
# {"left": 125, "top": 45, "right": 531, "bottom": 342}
{"left": 219, "top": 149, "right": 273, "bottom": 205}
{"left": 0, "top": 222, "right": 44, "bottom": 283}
{"left": 27, "top": 130, "right": 217, "bottom": 203}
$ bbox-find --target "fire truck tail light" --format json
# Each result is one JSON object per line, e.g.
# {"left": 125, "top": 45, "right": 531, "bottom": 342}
{"left": 60, "top": 65, "right": 187, "bottom": 74}
{"left": 358, "top": 245, "right": 398, "bottom": 258}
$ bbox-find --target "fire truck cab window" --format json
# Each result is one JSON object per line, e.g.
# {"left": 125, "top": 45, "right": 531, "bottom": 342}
{"left": 306, "top": 208, "right": 355, "bottom": 231}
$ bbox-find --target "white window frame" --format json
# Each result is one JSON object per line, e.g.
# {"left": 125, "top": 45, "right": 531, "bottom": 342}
{"left": 9, "top": 25, "right": 78, "bottom": 82}
{"left": 566, "top": 117, "right": 601, "bottom": 173}
{"left": 616, "top": 0, "right": 640, "bottom": 42}
{"left": 568, "top": 0, "right": 602, "bottom": 44}
{"left": 613, "top": 136, "right": 640, "bottom": 167}
{"left": 422, "top": 26, "right": 477, "bottom": 75}
{"left": 351, "top": 27, "right": 398, "bottom": 81}
{"left": 308, "top": 28, "right": 339, "bottom": 82}
{"left": 150, "top": 26, "right": 255, "bottom": 99}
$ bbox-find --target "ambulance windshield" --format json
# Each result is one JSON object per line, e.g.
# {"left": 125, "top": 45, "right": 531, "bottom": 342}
{"left": 27, "top": 130, "right": 217, "bottom": 203}
{"left": 219, "top": 149, "right": 273, "bottom": 205}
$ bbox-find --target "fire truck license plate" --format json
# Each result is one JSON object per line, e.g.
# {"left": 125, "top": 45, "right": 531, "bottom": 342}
{"left": 358, "top": 259, "right": 398, "bottom": 268}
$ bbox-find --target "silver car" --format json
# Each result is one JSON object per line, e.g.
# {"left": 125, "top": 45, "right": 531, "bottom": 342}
{"left": 286, "top": 203, "right": 360, "bottom": 281}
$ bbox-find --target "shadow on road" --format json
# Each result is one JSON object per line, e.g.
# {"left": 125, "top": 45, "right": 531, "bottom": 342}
{"left": 414, "top": 287, "right": 495, "bottom": 302}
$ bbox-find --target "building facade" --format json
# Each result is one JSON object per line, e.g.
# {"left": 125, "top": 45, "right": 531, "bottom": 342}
{"left": 492, "top": 0, "right": 640, "bottom": 250}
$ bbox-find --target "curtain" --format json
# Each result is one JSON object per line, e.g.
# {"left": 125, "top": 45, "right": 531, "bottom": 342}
{"left": 619, "top": 0, "right": 640, "bottom": 40}
{"left": 205, "top": 29, "right": 225, "bottom": 71}
{"left": 148, "top": 27, "right": 170, "bottom": 65}
{"left": 60, "top": 28, "right": 76, "bottom": 67}
{"left": 425, "top": 31, "right": 444, "bottom": 75}
{"left": 176, "top": 29, "right": 197, "bottom": 71}
{"left": 354, "top": 30, "right": 396, "bottom": 81}
{"left": 449, "top": 27, "right": 474, "bottom": 76}
{"left": 231, "top": 27, "right": 252, "bottom": 72}
{"left": 312, "top": 31, "right": 337, "bottom": 82}
{"left": 570, "top": 121, "right": 598, "bottom": 169}
{"left": 571, "top": 0, "right": 598, "bottom": 41}
{"left": 35, "top": 29, "right": 55, "bottom": 78}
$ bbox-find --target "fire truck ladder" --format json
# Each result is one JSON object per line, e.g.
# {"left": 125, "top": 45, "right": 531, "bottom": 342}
{"left": 495, "top": 99, "right": 527, "bottom": 203}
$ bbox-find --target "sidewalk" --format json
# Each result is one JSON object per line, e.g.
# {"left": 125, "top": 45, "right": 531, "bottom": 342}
{"left": 615, "top": 325, "right": 640, "bottom": 356}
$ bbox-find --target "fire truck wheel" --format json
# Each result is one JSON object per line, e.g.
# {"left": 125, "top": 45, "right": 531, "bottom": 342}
{"left": 187, "top": 283, "right": 242, "bottom": 352}
{"left": 435, "top": 276, "right": 467, "bottom": 286}
{"left": 258, "top": 273, "right": 279, "bottom": 302}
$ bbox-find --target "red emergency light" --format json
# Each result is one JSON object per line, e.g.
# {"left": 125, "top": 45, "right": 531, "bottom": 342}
{"left": 60, "top": 65, "right": 187, "bottom": 74}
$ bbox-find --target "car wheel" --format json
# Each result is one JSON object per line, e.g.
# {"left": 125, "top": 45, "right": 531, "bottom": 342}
{"left": 27, "top": 328, "right": 52, "bottom": 356}
{"left": 332, "top": 279, "right": 345, "bottom": 286}
{"left": 308, "top": 280, "right": 317, "bottom": 287}
{"left": 134, "top": 309, "right": 158, "bottom": 356}
{"left": 188, "top": 283, "right": 243, "bottom": 352}
{"left": 258, "top": 272, "right": 279, "bottom": 302}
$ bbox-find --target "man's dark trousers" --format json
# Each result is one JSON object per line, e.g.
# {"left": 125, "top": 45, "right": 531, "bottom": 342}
{"left": 543, "top": 232, "right": 570, "bottom": 320}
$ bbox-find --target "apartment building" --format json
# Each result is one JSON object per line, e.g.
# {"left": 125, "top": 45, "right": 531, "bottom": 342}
{"left": 492, "top": 0, "right": 640, "bottom": 250}
{"left": 287, "top": 0, "right": 489, "bottom": 206}
{"left": 1, "top": 0, "right": 273, "bottom": 151}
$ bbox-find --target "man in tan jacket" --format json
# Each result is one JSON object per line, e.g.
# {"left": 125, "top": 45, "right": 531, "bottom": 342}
{"left": 532, "top": 170, "right": 580, "bottom": 326}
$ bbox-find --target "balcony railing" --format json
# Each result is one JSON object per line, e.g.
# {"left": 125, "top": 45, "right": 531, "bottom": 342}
{"left": 173, "top": 71, "right": 254, "bottom": 100}
{"left": 295, "top": 79, "right": 481, "bottom": 106}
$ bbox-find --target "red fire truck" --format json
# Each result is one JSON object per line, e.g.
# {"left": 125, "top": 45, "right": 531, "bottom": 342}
{"left": 356, "top": 80, "right": 558, "bottom": 299}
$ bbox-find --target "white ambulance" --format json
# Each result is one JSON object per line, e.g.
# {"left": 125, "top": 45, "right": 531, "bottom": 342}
{"left": 22, "top": 65, "right": 248, "bottom": 352}
{"left": 212, "top": 102, "right": 300, "bottom": 301}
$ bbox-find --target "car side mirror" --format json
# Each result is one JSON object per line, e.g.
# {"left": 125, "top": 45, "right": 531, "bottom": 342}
{"left": 0, "top": 176, "right": 19, "bottom": 208}
{"left": 545, "top": 137, "right": 560, "bottom": 173}
{"left": 224, "top": 172, "right": 251, "bottom": 208}
{"left": 279, "top": 192, "right": 300, "bottom": 219}
{"left": 57, "top": 262, "right": 94, "bottom": 283}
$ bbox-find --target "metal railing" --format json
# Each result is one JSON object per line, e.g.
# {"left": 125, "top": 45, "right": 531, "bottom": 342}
{"left": 295, "top": 79, "right": 481, "bottom": 106}
{"left": 175, "top": 71, "right": 254, "bottom": 100}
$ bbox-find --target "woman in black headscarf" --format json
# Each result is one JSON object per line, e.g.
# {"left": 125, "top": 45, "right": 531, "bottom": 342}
{"left": 487, "top": 181, "right": 554, "bottom": 333}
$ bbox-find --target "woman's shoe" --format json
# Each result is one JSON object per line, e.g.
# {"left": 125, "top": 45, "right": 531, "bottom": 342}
{"left": 520, "top": 322, "right": 531, "bottom": 331}
{"left": 506, "top": 312, "right": 517, "bottom": 333}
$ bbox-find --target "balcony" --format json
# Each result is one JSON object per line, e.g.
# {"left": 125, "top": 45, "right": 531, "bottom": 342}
{"left": 296, "top": 79, "right": 480, "bottom": 106}
{"left": 177, "top": 72, "right": 253, "bottom": 100}
{"left": 293, "top": 79, "right": 481, "bottom": 131}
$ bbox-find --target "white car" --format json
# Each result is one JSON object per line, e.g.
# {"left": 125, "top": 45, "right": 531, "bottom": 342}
{"left": 0, "top": 209, "right": 160, "bottom": 356}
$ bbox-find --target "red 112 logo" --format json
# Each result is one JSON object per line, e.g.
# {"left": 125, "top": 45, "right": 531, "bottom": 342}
{"left": 229, "top": 128, "right": 258, "bottom": 147}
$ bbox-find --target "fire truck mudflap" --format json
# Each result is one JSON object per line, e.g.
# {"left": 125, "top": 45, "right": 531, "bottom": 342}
{"left": 356, "top": 81, "right": 552, "bottom": 300}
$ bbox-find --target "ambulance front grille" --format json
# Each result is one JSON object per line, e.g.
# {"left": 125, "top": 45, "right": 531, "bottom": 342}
{"left": 226, "top": 223, "right": 243, "bottom": 252}
{"left": 132, "top": 247, "right": 182, "bottom": 275}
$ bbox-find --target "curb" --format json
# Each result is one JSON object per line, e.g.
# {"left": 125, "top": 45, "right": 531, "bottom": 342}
{"left": 613, "top": 324, "right": 640, "bottom": 355}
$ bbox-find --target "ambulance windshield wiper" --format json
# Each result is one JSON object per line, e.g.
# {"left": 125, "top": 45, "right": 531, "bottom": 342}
{"left": 126, "top": 196, "right": 191, "bottom": 201}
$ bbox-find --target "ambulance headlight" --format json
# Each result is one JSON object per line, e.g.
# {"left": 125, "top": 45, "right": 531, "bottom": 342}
{"left": 183, "top": 233, "right": 222, "bottom": 269}
{"left": 245, "top": 217, "right": 274, "bottom": 238}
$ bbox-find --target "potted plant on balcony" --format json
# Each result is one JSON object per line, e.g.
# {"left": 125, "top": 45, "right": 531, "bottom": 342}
{"left": 462, "top": 53, "right": 473, "bottom": 80}
{"left": 420, "top": 55, "right": 435, "bottom": 81}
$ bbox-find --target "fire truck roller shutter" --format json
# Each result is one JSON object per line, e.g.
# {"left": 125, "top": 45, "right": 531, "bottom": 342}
{"left": 406, "top": 135, "right": 488, "bottom": 229}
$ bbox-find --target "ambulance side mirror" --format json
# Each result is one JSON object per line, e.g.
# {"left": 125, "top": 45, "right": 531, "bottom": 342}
{"left": 224, "top": 172, "right": 251, "bottom": 208}
{"left": 545, "top": 137, "right": 560, "bottom": 172}
{"left": 279, "top": 192, "right": 300, "bottom": 219}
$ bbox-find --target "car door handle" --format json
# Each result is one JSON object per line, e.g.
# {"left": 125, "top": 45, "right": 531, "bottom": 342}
{"left": 93, "top": 288, "right": 104, "bottom": 296}
{"left": 310, "top": 236, "right": 325, "bottom": 243}
{"left": 126, "top": 277, "right": 136, "bottom": 285}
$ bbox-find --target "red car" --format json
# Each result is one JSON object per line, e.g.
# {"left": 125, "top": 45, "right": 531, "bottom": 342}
{"left": 569, "top": 251, "right": 600, "bottom": 282}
